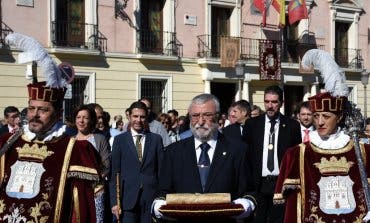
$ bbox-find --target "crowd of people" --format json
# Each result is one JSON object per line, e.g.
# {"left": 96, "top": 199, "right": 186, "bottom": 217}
{"left": 2, "top": 82, "right": 370, "bottom": 223}
{"left": 2, "top": 33, "right": 370, "bottom": 223}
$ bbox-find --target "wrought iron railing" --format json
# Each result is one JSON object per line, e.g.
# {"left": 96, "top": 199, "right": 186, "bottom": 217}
{"left": 0, "top": 22, "right": 13, "bottom": 45}
{"left": 334, "top": 48, "right": 363, "bottom": 69}
{"left": 136, "top": 29, "right": 181, "bottom": 56}
{"left": 51, "top": 21, "right": 107, "bottom": 52}
{"left": 197, "top": 34, "right": 326, "bottom": 64}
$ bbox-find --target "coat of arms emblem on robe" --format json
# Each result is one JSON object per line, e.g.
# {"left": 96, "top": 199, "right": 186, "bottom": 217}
{"left": 314, "top": 156, "right": 356, "bottom": 215}
{"left": 6, "top": 143, "right": 53, "bottom": 199}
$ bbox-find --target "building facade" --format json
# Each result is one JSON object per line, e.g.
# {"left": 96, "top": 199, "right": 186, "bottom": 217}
{"left": 0, "top": 0, "right": 369, "bottom": 119}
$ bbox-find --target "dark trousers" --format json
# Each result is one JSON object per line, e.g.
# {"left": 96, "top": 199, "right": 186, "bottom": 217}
{"left": 253, "top": 177, "right": 284, "bottom": 223}
{"left": 115, "top": 189, "right": 152, "bottom": 223}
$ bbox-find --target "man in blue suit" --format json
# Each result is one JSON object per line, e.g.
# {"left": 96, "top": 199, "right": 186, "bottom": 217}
{"left": 110, "top": 101, "right": 164, "bottom": 223}
{"left": 152, "top": 94, "right": 256, "bottom": 223}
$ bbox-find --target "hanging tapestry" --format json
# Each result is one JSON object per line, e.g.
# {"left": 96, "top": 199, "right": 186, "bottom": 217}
{"left": 220, "top": 37, "right": 241, "bottom": 68}
{"left": 259, "top": 40, "right": 281, "bottom": 80}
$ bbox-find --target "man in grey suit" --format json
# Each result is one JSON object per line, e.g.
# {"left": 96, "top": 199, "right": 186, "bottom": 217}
{"left": 244, "top": 85, "right": 301, "bottom": 223}
{"left": 153, "top": 93, "right": 256, "bottom": 223}
{"left": 110, "top": 101, "right": 164, "bottom": 223}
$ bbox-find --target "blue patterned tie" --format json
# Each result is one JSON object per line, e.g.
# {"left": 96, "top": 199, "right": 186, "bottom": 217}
{"left": 198, "top": 143, "right": 210, "bottom": 191}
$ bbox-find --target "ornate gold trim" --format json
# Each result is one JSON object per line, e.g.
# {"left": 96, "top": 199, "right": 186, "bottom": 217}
{"left": 73, "top": 186, "right": 80, "bottom": 223}
{"left": 158, "top": 207, "right": 244, "bottom": 214}
{"left": 54, "top": 137, "right": 75, "bottom": 223}
{"left": 69, "top": 165, "right": 98, "bottom": 175}
{"left": 299, "top": 143, "right": 305, "bottom": 221}
{"left": 0, "top": 154, "right": 4, "bottom": 185}
{"left": 310, "top": 140, "right": 353, "bottom": 154}
{"left": 283, "top": 178, "right": 300, "bottom": 185}
{"left": 297, "top": 192, "right": 301, "bottom": 223}
{"left": 360, "top": 143, "right": 367, "bottom": 166}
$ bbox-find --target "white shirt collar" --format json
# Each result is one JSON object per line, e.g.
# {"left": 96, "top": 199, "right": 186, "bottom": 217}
{"left": 194, "top": 137, "right": 217, "bottom": 150}
{"left": 310, "top": 128, "right": 350, "bottom": 149}
{"left": 264, "top": 114, "right": 280, "bottom": 124}
{"left": 23, "top": 121, "right": 66, "bottom": 142}
{"left": 301, "top": 125, "right": 314, "bottom": 131}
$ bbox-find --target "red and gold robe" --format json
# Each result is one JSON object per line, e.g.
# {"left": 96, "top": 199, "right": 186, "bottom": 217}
{"left": 0, "top": 132, "right": 100, "bottom": 223}
{"left": 274, "top": 140, "right": 370, "bottom": 223}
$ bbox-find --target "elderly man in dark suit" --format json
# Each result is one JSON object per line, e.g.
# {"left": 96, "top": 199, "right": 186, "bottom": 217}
{"left": 152, "top": 93, "right": 256, "bottom": 223}
{"left": 110, "top": 101, "right": 164, "bottom": 223}
{"left": 244, "top": 85, "right": 301, "bottom": 223}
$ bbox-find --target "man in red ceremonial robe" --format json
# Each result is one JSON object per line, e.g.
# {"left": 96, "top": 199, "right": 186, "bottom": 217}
{"left": 0, "top": 32, "right": 101, "bottom": 223}
{"left": 0, "top": 81, "right": 101, "bottom": 223}
{"left": 274, "top": 91, "right": 370, "bottom": 222}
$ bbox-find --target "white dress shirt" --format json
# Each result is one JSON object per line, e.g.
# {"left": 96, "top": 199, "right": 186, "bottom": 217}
{"left": 194, "top": 138, "right": 217, "bottom": 163}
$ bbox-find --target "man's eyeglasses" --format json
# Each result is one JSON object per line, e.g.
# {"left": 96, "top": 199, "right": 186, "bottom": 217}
{"left": 190, "top": 112, "right": 215, "bottom": 121}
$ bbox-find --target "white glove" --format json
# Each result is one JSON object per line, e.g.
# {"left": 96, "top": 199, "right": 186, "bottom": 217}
{"left": 232, "top": 198, "right": 255, "bottom": 219}
{"left": 363, "top": 211, "right": 370, "bottom": 222}
{"left": 152, "top": 199, "right": 166, "bottom": 219}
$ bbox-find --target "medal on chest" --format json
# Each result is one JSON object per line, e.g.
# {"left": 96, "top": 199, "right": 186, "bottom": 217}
{"left": 6, "top": 143, "right": 54, "bottom": 199}
{"left": 314, "top": 156, "right": 356, "bottom": 215}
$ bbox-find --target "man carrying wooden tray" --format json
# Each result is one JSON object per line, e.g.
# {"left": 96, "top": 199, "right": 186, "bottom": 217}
{"left": 152, "top": 93, "right": 256, "bottom": 222}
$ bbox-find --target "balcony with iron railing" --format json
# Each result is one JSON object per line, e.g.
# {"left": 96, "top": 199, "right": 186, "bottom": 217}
{"left": 334, "top": 48, "right": 363, "bottom": 70}
{"left": 197, "top": 34, "right": 327, "bottom": 64}
{"left": 0, "top": 22, "right": 13, "bottom": 45}
{"left": 51, "top": 21, "right": 107, "bottom": 52}
{"left": 136, "top": 29, "right": 182, "bottom": 57}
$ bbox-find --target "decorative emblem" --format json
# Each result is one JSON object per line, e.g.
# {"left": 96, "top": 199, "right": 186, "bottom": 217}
{"left": 6, "top": 161, "right": 45, "bottom": 199}
{"left": 314, "top": 156, "right": 353, "bottom": 175}
{"left": 314, "top": 156, "right": 356, "bottom": 215}
{"left": 16, "top": 143, "right": 54, "bottom": 161}
{"left": 317, "top": 176, "right": 356, "bottom": 215}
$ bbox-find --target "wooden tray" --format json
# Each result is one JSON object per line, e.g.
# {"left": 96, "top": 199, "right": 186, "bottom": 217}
{"left": 159, "top": 203, "right": 244, "bottom": 218}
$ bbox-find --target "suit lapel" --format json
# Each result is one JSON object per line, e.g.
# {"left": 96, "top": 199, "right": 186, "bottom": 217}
{"left": 185, "top": 138, "right": 203, "bottom": 191}
{"left": 277, "top": 115, "right": 288, "bottom": 160}
{"left": 204, "top": 136, "right": 229, "bottom": 192}
{"left": 127, "top": 132, "right": 138, "bottom": 157}
{"left": 141, "top": 134, "right": 152, "bottom": 165}
{"left": 255, "top": 115, "right": 266, "bottom": 173}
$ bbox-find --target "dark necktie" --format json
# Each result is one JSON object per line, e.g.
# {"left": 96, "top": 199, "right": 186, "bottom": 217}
{"left": 198, "top": 143, "right": 210, "bottom": 191}
{"left": 135, "top": 135, "right": 143, "bottom": 162}
{"left": 267, "top": 119, "right": 276, "bottom": 172}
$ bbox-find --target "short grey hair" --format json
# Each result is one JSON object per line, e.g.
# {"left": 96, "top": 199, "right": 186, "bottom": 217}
{"left": 188, "top": 93, "right": 220, "bottom": 114}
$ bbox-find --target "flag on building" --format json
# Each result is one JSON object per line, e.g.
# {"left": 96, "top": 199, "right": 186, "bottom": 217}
{"left": 288, "top": 0, "right": 308, "bottom": 25}
{"left": 272, "top": 0, "right": 286, "bottom": 27}
{"left": 254, "top": 0, "right": 267, "bottom": 27}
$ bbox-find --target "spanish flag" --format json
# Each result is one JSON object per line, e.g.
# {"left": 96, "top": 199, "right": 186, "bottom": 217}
{"left": 272, "top": 0, "right": 286, "bottom": 27}
{"left": 288, "top": 0, "right": 308, "bottom": 25}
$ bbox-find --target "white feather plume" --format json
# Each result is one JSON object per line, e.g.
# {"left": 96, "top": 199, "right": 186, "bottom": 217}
{"left": 301, "top": 49, "right": 349, "bottom": 97}
{"left": 5, "top": 33, "right": 66, "bottom": 88}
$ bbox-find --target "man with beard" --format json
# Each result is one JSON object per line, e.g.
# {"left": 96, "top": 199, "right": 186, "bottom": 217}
{"left": 244, "top": 85, "right": 301, "bottom": 223}
{"left": 152, "top": 93, "right": 256, "bottom": 223}
{"left": 0, "top": 33, "right": 100, "bottom": 222}
{"left": 296, "top": 101, "right": 314, "bottom": 143}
